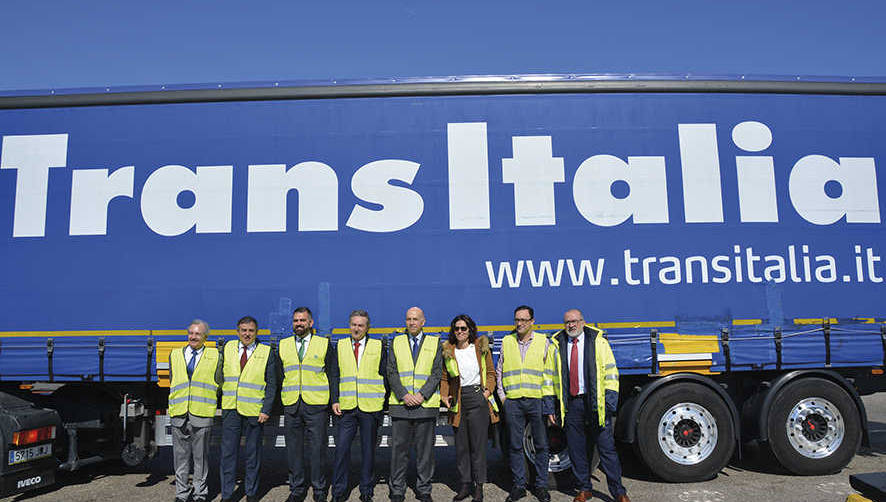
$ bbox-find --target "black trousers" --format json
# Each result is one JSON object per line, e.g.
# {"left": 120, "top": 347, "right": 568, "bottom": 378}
{"left": 454, "top": 385, "right": 490, "bottom": 484}
{"left": 284, "top": 403, "right": 329, "bottom": 499}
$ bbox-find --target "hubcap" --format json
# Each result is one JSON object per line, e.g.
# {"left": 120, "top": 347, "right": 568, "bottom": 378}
{"left": 785, "top": 397, "right": 844, "bottom": 459}
{"left": 657, "top": 402, "right": 718, "bottom": 465}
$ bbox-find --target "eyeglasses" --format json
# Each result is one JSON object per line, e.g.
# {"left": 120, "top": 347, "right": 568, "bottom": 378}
{"left": 453, "top": 326, "right": 469, "bottom": 332}
{"left": 514, "top": 318, "right": 533, "bottom": 323}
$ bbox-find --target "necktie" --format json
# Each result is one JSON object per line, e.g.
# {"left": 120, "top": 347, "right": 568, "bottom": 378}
{"left": 298, "top": 338, "right": 306, "bottom": 361}
{"left": 240, "top": 346, "right": 248, "bottom": 371}
{"left": 186, "top": 350, "right": 196, "bottom": 378}
{"left": 570, "top": 337, "right": 580, "bottom": 396}
{"left": 354, "top": 340, "right": 361, "bottom": 365}
{"left": 411, "top": 336, "right": 420, "bottom": 361}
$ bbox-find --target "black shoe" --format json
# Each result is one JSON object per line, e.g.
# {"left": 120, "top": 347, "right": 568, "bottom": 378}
{"left": 532, "top": 487, "right": 550, "bottom": 502}
{"left": 314, "top": 493, "right": 329, "bottom": 502}
{"left": 193, "top": 498, "right": 207, "bottom": 502}
{"left": 359, "top": 493, "right": 373, "bottom": 502}
{"left": 220, "top": 499, "right": 232, "bottom": 502}
{"left": 333, "top": 497, "right": 347, "bottom": 502}
{"left": 453, "top": 483, "right": 472, "bottom": 501}
{"left": 472, "top": 483, "right": 484, "bottom": 502}
{"left": 390, "top": 496, "right": 405, "bottom": 502}
{"left": 287, "top": 493, "right": 307, "bottom": 502}
{"left": 174, "top": 498, "right": 188, "bottom": 502}
{"left": 418, "top": 496, "right": 433, "bottom": 502}
{"left": 505, "top": 487, "right": 526, "bottom": 502}
{"left": 247, "top": 496, "right": 260, "bottom": 502}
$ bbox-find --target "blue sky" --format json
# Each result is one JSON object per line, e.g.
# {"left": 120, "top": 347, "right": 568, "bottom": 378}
{"left": 2, "top": 1, "right": 883, "bottom": 91}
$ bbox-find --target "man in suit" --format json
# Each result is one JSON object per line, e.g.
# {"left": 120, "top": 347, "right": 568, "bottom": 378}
{"left": 280, "top": 306, "right": 339, "bottom": 502}
{"left": 330, "top": 309, "right": 387, "bottom": 502}
{"left": 169, "top": 319, "right": 220, "bottom": 502}
{"left": 219, "top": 316, "right": 278, "bottom": 502}
{"left": 554, "top": 309, "right": 630, "bottom": 502}
{"left": 387, "top": 306, "right": 443, "bottom": 502}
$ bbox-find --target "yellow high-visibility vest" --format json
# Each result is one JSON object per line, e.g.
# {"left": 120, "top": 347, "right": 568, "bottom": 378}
{"left": 168, "top": 347, "right": 219, "bottom": 417}
{"left": 279, "top": 335, "right": 331, "bottom": 406}
{"left": 388, "top": 334, "right": 440, "bottom": 408}
{"left": 337, "top": 337, "right": 385, "bottom": 412}
{"left": 221, "top": 341, "right": 270, "bottom": 417}
{"left": 500, "top": 333, "right": 556, "bottom": 399}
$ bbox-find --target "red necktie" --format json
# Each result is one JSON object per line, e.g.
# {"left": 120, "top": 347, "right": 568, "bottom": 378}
{"left": 240, "top": 346, "right": 248, "bottom": 371}
{"left": 569, "top": 337, "right": 579, "bottom": 396}
{"left": 354, "top": 340, "right": 361, "bottom": 365}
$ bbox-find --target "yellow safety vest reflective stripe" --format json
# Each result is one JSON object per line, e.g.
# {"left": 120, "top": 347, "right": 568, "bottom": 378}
{"left": 168, "top": 347, "right": 219, "bottom": 417}
{"left": 221, "top": 342, "right": 270, "bottom": 417}
{"left": 279, "top": 335, "right": 330, "bottom": 406}
{"left": 388, "top": 334, "right": 440, "bottom": 408}
{"left": 337, "top": 337, "right": 385, "bottom": 412}
{"left": 500, "top": 333, "right": 555, "bottom": 399}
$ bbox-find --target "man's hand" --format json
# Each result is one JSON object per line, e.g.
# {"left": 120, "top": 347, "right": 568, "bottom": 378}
{"left": 413, "top": 393, "right": 425, "bottom": 405}
{"left": 483, "top": 389, "right": 492, "bottom": 399}
{"left": 547, "top": 414, "right": 556, "bottom": 426}
{"left": 402, "top": 393, "right": 417, "bottom": 406}
{"left": 441, "top": 396, "right": 451, "bottom": 408}
{"left": 332, "top": 403, "right": 342, "bottom": 416}
{"left": 258, "top": 412, "right": 270, "bottom": 424}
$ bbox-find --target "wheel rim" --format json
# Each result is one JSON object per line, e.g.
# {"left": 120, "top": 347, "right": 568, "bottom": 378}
{"left": 657, "top": 402, "right": 719, "bottom": 465}
{"left": 785, "top": 397, "right": 844, "bottom": 459}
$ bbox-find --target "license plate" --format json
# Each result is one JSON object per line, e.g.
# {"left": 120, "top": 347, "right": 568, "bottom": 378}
{"left": 7, "top": 444, "right": 52, "bottom": 465}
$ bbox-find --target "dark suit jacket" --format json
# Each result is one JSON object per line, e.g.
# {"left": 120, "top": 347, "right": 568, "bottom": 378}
{"left": 387, "top": 332, "right": 443, "bottom": 419}
{"left": 279, "top": 333, "right": 340, "bottom": 414}
{"left": 216, "top": 340, "right": 278, "bottom": 417}
{"left": 555, "top": 325, "right": 618, "bottom": 417}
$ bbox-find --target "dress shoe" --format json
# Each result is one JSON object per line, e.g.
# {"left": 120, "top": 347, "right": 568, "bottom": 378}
{"left": 220, "top": 498, "right": 232, "bottom": 502}
{"left": 572, "top": 491, "right": 593, "bottom": 502}
{"left": 532, "top": 487, "right": 550, "bottom": 502}
{"left": 174, "top": 498, "right": 188, "bottom": 502}
{"left": 471, "top": 483, "right": 484, "bottom": 502}
{"left": 314, "top": 493, "right": 329, "bottom": 502}
{"left": 193, "top": 498, "right": 207, "bottom": 502}
{"left": 287, "top": 492, "right": 307, "bottom": 502}
{"left": 247, "top": 496, "right": 261, "bottom": 502}
{"left": 615, "top": 495, "right": 631, "bottom": 502}
{"left": 359, "top": 493, "right": 373, "bottom": 502}
{"left": 418, "top": 494, "right": 433, "bottom": 502}
{"left": 505, "top": 487, "right": 526, "bottom": 502}
{"left": 390, "top": 496, "right": 405, "bottom": 502}
{"left": 453, "top": 483, "right": 472, "bottom": 501}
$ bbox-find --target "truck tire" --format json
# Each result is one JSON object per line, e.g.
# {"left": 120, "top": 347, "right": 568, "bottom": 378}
{"left": 765, "top": 377, "right": 861, "bottom": 475}
{"left": 635, "top": 382, "right": 734, "bottom": 482}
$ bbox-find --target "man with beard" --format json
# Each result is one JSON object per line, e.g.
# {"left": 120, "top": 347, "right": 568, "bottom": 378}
{"left": 279, "top": 307, "right": 339, "bottom": 502}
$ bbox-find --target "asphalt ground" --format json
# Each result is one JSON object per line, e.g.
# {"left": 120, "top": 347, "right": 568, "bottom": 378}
{"left": 5, "top": 392, "right": 885, "bottom": 502}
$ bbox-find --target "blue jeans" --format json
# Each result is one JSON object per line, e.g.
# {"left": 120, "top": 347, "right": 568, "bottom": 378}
{"left": 504, "top": 398, "right": 549, "bottom": 490}
{"left": 220, "top": 410, "right": 264, "bottom": 499}
{"left": 564, "top": 396, "right": 626, "bottom": 498}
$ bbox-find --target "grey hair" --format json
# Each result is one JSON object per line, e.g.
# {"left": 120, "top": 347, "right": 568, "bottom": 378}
{"left": 188, "top": 319, "right": 210, "bottom": 338}
{"left": 349, "top": 309, "right": 370, "bottom": 326}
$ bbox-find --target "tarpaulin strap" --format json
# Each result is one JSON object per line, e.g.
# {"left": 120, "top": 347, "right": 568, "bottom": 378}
{"left": 46, "top": 338, "right": 55, "bottom": 383}
{"left": 98, "top": 337, "right": 106, "bottom": 382}
{"left": 649, "top": 329, "right": 658, "bottom": 375}
{"left": 774, "top": 328, "right": 783, "bottom": 370}
{"left": 146, "top": 338, "right": 154, "bottom": 382}
{"left": 721, "top": 328, "right": 730, "bottom": 373}
{"left": 880, "top": 325, "right": 886, "bottom": 367}
{"left": 823, "top": 321, "right": 831, "bottom": 368}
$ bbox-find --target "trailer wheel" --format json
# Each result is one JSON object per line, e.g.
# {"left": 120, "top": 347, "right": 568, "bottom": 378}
{"left": 766, "top": 377, "right": 860, "bottom": 475}
{"left": 636, "top": 382, "right": 734, "bottom": 482}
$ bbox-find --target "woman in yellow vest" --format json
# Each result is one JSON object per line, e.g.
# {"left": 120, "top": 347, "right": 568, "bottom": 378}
{"left": 440, "top": 314, "right": 499, "bottom": 502}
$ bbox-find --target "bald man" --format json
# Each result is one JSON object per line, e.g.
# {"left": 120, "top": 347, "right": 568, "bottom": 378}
{"left": 386, "top": 307, "right": 443, "bottom": 502}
